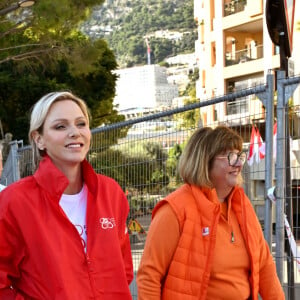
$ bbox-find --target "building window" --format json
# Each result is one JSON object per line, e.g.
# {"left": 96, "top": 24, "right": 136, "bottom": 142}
{"left": 226, "top": 80, "right": 248, "bottom": 115}
{"left": 227, "top": 98, "right": 248, "bottom": 115}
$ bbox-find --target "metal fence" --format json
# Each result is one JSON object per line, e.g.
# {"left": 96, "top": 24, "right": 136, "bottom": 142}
{"left": 2, "top": 71, "right": 300, "bottom": 299}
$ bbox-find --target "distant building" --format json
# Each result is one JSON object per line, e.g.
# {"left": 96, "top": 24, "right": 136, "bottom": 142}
{"left": 165, "top": 53, "right": 196, "bottom": 67}
{"left": 147, "top": 29, "right": 186, "bottom": 41}
{"left": 165, "top": 53, "right": 197, "bottom": 92}
{"left": 113, "top": 65, "right": 179, "bottom": 113}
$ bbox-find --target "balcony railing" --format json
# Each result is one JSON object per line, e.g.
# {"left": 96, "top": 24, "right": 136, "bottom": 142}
{"left": 225, "top": 44, "right": 263, "bottom": 67}
{"left": 224, "top": 0, "right": 247, "bottom": 16}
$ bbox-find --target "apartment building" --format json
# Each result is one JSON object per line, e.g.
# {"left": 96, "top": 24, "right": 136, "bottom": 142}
{"left": 113, "top": 65, "right": 179, "bottom": 116}
{"left": 194, "top": 0, "right": 282, "bottom": 127}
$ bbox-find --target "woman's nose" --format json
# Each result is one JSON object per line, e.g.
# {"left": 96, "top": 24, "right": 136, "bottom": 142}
{"left": 68, "top": 127, "right": 80, "bottom": 138}
{"left": 235, "top": 158, "right": 243, "bottom": 167}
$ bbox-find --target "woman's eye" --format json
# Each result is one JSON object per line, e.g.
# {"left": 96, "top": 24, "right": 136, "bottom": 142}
{"left": 55, "top": 125, "right": 65, "bottom": 130}
{"left": 77, "top": 122, "right": 86, "bottom": 127}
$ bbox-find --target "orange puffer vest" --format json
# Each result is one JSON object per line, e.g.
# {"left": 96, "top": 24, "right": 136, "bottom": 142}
{"left": 152, "top": 184, "right": 281, "bottom": 300}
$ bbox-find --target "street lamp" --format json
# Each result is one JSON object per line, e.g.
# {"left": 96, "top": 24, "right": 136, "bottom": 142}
{"left": 0, "top": 0, "right": 35, "bottom": 16}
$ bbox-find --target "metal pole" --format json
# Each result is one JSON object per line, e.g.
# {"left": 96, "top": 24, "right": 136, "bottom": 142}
{"left": 275, "top": 70, "right": 286, "bottom": 283}
{"left": 9, "top": 140, "right": 20, "bottom": 182}
{"left": 264, "top": 73, "right": 274, "bottom": 247}
{"left": 285, "top": 99, "right": 295, "bottom": 300}
{"left": 0, "top": 3, "right": 19, "bottom": 16}
{"left": 0, "top": 1, "right": 35, "bottom": 16}
{"left": 279, "top": 30, "right": 295, "bottom": 300}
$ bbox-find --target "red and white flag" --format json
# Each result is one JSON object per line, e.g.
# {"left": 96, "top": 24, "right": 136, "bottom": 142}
{"left": 247, "top": 126, "right": 256, "bottom": 166}
{"left": 257, "top": 128, "right": 265, "bottom": 160}
{"left": 248, "top": 125, "right": 265, "bottom": 166}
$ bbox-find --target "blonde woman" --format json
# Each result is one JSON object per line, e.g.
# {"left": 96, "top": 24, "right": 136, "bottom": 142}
{"left": 0, "top": 92, "right": 133, "bottom": 299}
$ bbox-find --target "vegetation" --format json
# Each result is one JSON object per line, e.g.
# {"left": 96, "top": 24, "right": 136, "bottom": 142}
{"left": 89, "top": 140, "right": 170, "bottom": 193}
{"left": 173, "top": 67, "right": 201, "bottom": 129}
{"left": 0, "top": 0, "right": 125, "bottom": 142}
{"left": 0, "top": 0, "right": 104, "bottom": 69}
{"left": 83, "top": 0, "right": 196, "bottom": 67}
{"left": 1, "top": 0, "right": 197, "bottom": 199}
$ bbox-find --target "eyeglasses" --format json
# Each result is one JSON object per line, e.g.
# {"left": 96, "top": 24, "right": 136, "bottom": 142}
{"left": 216, "top": 151, "right": 247, "bottom": 166}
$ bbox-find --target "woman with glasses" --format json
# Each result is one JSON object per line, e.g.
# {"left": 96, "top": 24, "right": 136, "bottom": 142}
{"left": 137, "top": 125, "right": 284, "bottom": 300}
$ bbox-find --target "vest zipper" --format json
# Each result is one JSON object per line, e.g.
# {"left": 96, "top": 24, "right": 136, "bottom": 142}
{"left": 231, "top": 230, "right": 235, "bottom": 243}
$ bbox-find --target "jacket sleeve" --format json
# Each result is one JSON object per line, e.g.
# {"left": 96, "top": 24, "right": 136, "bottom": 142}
{"left": 0, "top": 193, "right": 25, "bottom": 300}
{"left": 244, "top": 196, "right": 285, "bottom": 299}
{"left": 136, "top": 203, "right": 180, "bottom": 300}
{"left": 118, "top": 193, "right": 134, "bottom": 285}
{"left": 258, "top": 237, "right": 285, "bottom": 299}
{"left": 120, "top": 226, "right": 134, "bottom": 285}
{"left": 0, "top": 288, "right": 24, "bottom": 300}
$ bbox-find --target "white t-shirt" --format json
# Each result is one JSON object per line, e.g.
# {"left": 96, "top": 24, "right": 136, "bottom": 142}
{"left": 0, "top": 184, "right": 6, "bottom": 192}
{"left": 59, "top": 184, "right": 88, "bottom": 252}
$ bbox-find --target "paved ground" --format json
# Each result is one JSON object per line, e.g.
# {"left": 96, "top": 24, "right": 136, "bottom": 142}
{"left": 129, "top": 214, "right": 150, "bottom": 299}
{"left": 129, "top": 249, "right": 141, "bottom": 299}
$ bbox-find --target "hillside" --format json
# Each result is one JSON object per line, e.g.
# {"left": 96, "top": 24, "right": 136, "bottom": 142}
{"left": 82, "top": 0, "right": 196, "bottom": 67}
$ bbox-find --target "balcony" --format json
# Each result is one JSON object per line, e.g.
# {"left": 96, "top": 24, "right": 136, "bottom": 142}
{"left": 225, "top": 44, "right": 263, "bottom": 66}
{"left": 224, "top": 0, "right": 247, "bottom": 17}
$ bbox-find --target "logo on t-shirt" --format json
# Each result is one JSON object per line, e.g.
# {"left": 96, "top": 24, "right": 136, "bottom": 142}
{"left": 99, "top": 217, "right": 116, "bottom": 229}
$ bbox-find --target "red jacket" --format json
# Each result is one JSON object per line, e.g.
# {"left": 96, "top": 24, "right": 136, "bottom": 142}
{"left": 153, "top": 184, "right": 284, "bottom": 300}
{"left": 0, "top": 156, "right": 133, "bottom": 299}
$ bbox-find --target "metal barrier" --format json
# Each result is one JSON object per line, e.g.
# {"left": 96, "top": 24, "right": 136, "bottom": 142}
{"left": 2, "top": 72, "right": 300, "bottom": 299}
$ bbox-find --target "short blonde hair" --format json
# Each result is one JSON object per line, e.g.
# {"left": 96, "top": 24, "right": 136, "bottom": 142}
{"left": 178, "top": 125, "right": 243, "bottom": 187}
{"left": 28, "top": 91, "right": 90, "bottom": 170}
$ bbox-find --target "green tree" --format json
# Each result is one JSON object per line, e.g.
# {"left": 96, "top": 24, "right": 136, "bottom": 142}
{"left": 101, "top": 0, "right": 196, "bottom": 67}
{"left": 0, "top": 0, "right": 105, "bottom": 70}
{"left": 173, "top": 68, "right": 201, "bottom": 130}
{"left": 0, "top": 44, "right": 123, "bottom": 141}
{"left": 92, "top": 141, "right": 170, "bottom": 193}
{"left": 0, "top": 1, "right": 125, "bottom": 142}
{"left": 166, "top": 143, "right": 183, "bottom": 180}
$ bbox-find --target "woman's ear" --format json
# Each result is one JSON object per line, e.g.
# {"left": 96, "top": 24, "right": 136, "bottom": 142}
{"left": 32, "top": 131, "right": 45, "bottom": 151}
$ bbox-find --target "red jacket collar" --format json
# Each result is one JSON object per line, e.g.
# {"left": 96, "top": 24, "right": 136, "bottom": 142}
{"left": 33, "top": 155, "right": 98, "bottom": 200}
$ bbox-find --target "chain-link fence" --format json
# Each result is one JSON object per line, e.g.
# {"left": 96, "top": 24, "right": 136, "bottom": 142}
{"left": 2, "top": 72, "right": 300, "bottom": 299}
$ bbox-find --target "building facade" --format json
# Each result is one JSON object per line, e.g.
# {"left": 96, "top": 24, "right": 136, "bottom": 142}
{"left": 193, "top": 0, "right": 300, "bottom": 226}
{"left": 193, "top": 0, "right": 285, "bottom": 127}
{"left": 114, "top": 65, "right": 179, "bottom": 114}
